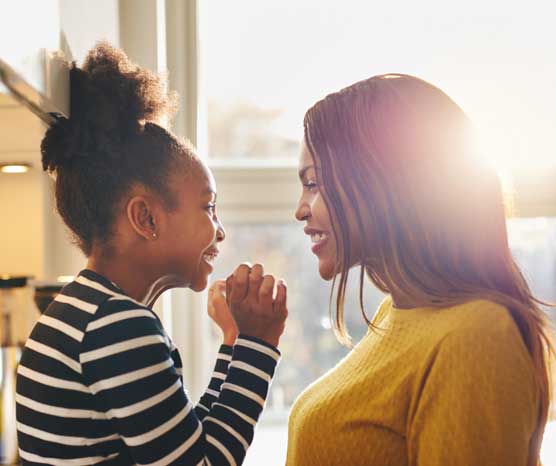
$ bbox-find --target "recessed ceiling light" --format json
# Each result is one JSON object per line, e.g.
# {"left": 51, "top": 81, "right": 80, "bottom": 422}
{"left": 0, "top": 163, "right": 32, "bottom": 174}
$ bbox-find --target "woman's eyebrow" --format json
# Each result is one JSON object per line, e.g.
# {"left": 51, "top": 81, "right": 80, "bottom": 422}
{"left": 298, "top": 165, "right": 314, "bottom": 180}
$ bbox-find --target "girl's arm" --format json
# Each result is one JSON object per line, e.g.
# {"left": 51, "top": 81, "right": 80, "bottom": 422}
{"left": 81, "top": 297, "right": 279, "bottom": 465}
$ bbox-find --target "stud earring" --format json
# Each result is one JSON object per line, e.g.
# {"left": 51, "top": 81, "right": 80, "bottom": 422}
{"left": 152, "top": 232, "right": 157, "bottom": 238}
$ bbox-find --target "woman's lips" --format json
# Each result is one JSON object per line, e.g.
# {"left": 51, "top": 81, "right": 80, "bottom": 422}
{"left": 311, "top": 235, "right": 329, "bottom": 255}
{"left": 305, "top": 228, "right": 330, "bottom": 255}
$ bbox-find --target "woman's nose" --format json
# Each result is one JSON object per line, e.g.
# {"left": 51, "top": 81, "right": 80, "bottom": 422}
{"left": 295, "top": 200, "right": 310, "bottom": 222}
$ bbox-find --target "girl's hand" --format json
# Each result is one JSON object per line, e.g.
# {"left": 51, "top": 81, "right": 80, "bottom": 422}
{"left": 226, "top": 263, "right": 288, "bottom": 348}
{"left": 208, "top": 280, "right": 239, "bottom": 345}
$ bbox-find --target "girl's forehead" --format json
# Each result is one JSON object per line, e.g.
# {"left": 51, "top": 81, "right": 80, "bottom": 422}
{"left": 174, "top": 159, "right": 216, "bottom": 198}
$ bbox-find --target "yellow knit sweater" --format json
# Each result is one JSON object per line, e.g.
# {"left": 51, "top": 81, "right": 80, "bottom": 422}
{"left": 286, "top": 297, "right": 539, "bottom": 466}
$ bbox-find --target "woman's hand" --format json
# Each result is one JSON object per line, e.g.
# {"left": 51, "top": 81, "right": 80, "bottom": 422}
{"left": 226, "top": 263, "right": 288, "bottom": 348}
{"left": 208, "top": 280, "right": 239, "bottom": 345}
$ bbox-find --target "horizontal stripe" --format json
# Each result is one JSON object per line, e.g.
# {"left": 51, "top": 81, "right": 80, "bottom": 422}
{"left": 206, "top": 434, "right": 237, "bottom": 466}
{"left": 19, "top": 448, "right": 120, "bottom": 466}
{"left": 139, "top": 423, "right": 202, "bottom": 466}
{"left": 197, "top": 403, "right": 210, "bottom": 412}
{"left": 212, "top": 371, "right": 226, "bottom": 380}
{"left": 16, "top": 393, "right": 105, "bottom": 420}
{"left": 123, "top": 402, "right": 193, "bottom": 446}
{"left": 39, "top": 315, "right": 84, "bottom": 341}
{"left": 212, "top": 402, "right": 256, "bottom": 426}
{"left": 221, "top": 382, "right": 265, "bottom": 406}
{"left": 81, "top": 334, "right": 167, "bottom": 363}
{"left": 75, "top": 275, "right": 119, "bottom": 296}
{"left": 87, "top": 309, "right": 156, "bottom": 332}
{"left": 205, "top": 388, "right": 220, "bottom": 398}
{"left": 217, "top": 353, "right": 232, "bottom": 362}
{"left": 106, "top": 294, "right": 145, "bottom": 307}
{"left": 228, "top": 361, "right": 271, "bottom": 383}
{"left": 204, "top": 415, "right": 249, "bottom": 450}
{"left": 55, "top": 294, "right": 97, "bottom": 314}
{"left": 89, "top": 359, "right": 173, "bottom": 393}
{"left": 18, "top": 365, "right": 89, "bottom": 393}
{"left": 235, "top": 338, "right": 279, "bottom": 362}
{"left": 107, "top": 380, "right": 181, "bottom": 419}
{"left": 17, "top": 421, "right": 118, "bottom": 446}
{"left": 26, "top": 339, "right": 82, "bottom": 374}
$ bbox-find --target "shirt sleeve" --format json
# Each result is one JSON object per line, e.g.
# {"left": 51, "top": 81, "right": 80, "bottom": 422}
{"left": 407, "top": 308, "right": 539, "bottom": 466}
{"left": 195, "top": 344, "right": 233, "bottom": 420}
{"left": 80, "top": 299, "right": 280, "bottom": 465}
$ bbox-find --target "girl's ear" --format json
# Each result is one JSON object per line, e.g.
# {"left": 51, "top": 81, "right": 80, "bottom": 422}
{"left": 127, "top": 196, "right": 158, "bottom": 240}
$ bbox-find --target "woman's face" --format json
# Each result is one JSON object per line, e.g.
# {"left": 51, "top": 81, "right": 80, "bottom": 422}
{"left": 295, "top": 144, "right": 337, "bottom": 280}
{"left": 161, "top": 159, "right": 225, "bottom": 291}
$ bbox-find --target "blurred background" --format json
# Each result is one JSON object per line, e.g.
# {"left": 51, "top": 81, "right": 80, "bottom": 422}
{"left": 1, "top": 1, "right": 555, "bottom": 464}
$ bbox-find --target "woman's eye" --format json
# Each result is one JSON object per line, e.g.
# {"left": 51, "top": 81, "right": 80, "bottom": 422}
{"left": 303, "top": 181, "right": 318, "bottom": 191}
{"left": 206, "top": 204, "right": 216, "bottom": 214}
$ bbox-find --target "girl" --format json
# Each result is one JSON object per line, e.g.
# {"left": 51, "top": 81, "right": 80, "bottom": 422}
{"left": 15, "top": 43, "right": 287, "bottom": 466}
{"left": 288, "top": 74, "right": 553, "bottom": 465}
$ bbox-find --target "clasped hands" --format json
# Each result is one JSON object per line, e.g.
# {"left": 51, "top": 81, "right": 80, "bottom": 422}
{"left": 208, "top": 263, "right": 288, "bottom": 348}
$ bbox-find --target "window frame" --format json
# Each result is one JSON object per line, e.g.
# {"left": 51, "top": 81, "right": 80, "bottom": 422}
{"left": 159, "top": 0, "right": 556, "bottom": 402}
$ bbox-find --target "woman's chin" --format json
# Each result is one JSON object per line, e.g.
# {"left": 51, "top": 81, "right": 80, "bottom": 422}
{"left": 318, "top": 261, "right": 336, "bottom": 281}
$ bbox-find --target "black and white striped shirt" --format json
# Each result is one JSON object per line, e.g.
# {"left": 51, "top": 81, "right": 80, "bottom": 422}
{"left": 16, "top": 269, "right": 280, "bottom": 465}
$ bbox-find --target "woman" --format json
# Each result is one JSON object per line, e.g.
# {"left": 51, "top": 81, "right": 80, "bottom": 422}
{"left": 288, "top": 74, "right": 553, "bottom": 465}
{"left": 15, "top": 43, "right": 287, "bottom": 465}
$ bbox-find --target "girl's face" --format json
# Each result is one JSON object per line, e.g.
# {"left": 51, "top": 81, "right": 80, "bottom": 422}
{"left": 160, "top": 159, "right": 225, "bottom": 291}
{"left": 295, "top": 144, "right": 337, "bottom": 280}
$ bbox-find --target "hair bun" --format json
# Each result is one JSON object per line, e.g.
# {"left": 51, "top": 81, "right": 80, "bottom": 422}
{"left": 41, "top": 115, "right": 73, "bottom": 172}
{"left": 41, "top": 41, "right": 177, "bottom": 172}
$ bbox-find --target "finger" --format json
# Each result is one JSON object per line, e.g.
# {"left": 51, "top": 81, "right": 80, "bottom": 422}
{"left": 258, "top": 275, "right": 275, "bottom": 309}
{"left": 214, "top": 280, "right": 227, "bottom": 294}
{"left": 273, "top": 280, "right": 288, "bottom": 319}
{"left": 207, "top": 301, "right": 215, "bottom": 318}
{"left": 247, "top": 263, "right": 264, "bottom": 303}
{"left": 229, "top": 264, "right": 251, "bottom": 304}
{"left": 211, "top": 280, "right": 226, "bottom": 300}
{"left": 212, "top": 294, "right": 229, "bottom": 314}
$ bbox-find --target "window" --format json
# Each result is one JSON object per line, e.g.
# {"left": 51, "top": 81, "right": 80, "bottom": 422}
{"left": 197, "top": 2, "right": 556, "bottom": 465}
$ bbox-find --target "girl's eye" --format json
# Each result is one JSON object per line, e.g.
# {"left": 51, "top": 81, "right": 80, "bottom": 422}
{"left": 206, "top": 204, "right": 216, "bottom": 214}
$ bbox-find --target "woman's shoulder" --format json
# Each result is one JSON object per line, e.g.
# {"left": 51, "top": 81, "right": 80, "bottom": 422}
{"left": 447, "top": 298, "right": 522, "bottom": 337}
{"left": 434, "top": 299, "right": 535, "bottom": 373}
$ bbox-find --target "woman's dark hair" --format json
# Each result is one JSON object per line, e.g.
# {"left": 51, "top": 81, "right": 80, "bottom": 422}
{"left": 304, "top": 74, "right": 554, "bottom": 464}
{"left": 41, "top": 42, "right": 192, "bottom": 255}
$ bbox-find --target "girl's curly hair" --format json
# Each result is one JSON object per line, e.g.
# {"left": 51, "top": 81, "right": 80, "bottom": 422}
{"left": 41, "top": 42, "right": 193, "bottom": 255}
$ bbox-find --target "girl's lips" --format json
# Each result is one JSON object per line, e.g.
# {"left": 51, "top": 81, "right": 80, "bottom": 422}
{"left": 202, "top": 249, "right": 219, "bottom": 272}
{"left": 202, "top": 257, "right": 214, "bottom": 272}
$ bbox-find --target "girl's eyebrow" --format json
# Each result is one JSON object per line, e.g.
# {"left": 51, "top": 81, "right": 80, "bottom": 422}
{"left": 202, "top": 188, "right": 217, "bottom": 201}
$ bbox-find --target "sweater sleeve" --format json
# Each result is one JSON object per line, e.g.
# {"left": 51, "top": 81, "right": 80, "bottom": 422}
{"left": 407, "top": 306, "right": 539, "bottom": 466}
{"left": 195, "top": 344, "right": 233, "bottom": 420}
{"left": 80, "top": 298, "right": 280, "bottom": 465}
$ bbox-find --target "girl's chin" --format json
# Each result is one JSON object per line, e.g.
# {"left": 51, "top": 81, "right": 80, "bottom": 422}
{"left": 190, "top": 276, "right": 209, "bottom": 292}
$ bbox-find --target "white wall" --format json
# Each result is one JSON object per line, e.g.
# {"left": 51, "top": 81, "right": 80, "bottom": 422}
{"left": 0, "top": 0, "right": 120, "bottom": 280}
